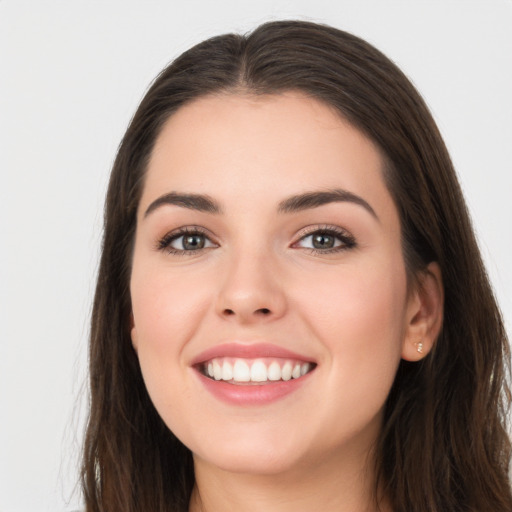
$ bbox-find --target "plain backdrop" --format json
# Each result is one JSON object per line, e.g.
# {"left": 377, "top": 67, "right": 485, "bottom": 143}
{"left": 1, "top": 1, "right": 511, "bottom": 511}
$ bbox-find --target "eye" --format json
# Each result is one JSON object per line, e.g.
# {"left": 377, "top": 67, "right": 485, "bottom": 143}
{"left": 301, "top": 232, "right": 340, "bottom": 250}
{"left": 294, "top": 226, "right": 356, "bottom": 253}
{"left": 157, "top": 228, "right": 217, "bottom": 254}
{"left": 172, "top": 233, "right": 213, "bottom": 250}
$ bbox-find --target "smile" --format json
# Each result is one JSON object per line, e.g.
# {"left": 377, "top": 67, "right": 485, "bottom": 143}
{"left": 192, "top": 343, "right": 317, "bottom": 405}
{"left": 201, "top": 357, "right": 314, "bottom": 384}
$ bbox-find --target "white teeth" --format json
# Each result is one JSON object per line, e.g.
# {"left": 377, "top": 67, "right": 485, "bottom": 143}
{"left": 267, "top": 361, "right": 281, "bottom": 381}
{"left": 203, "top": 358, "right": 314, "bottom": 383}
{"left": 281, "top": 361, "right": 292, "bottom": 381}
{"left": 250, "top": 361, "right": 268, "bottom": 382}
{"left": 213, "top": 360, "right": 222, "bottom": 381}
{"left": 222, "top": 360, "right": 233, "bottom": 381}
{"left": 233, "top": 360, "right": 251, "bottom": 382}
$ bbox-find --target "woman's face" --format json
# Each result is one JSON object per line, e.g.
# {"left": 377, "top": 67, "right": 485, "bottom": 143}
{"left": 130, "top": 92, "right": 419, "bottom": 476}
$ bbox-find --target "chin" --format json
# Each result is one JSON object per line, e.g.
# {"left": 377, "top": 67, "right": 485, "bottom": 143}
{"left": 194, "top": 444, "right": 306, "bottom": 476}
{"left": 182, "top": 422, "right": 310, "bottom": 476}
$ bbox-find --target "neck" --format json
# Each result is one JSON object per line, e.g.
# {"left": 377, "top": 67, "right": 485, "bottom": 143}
{"left": 189, "top": 445, "right": 389, "bottom": 512}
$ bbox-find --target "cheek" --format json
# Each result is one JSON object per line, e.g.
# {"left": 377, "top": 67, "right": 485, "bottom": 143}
{"left": 296, "top": 256, "right": 407, "bottom": 386}
{"left": 296, "top": 261, "right": 407, "bottom": 435}
{"left": 303, "top": 254, "right": 406, "bottom": 340}
{"left": 130, "top": 262, "right": 212, "bottom": 352}
{"left": 129, "top": 259, "right": 217, "bottom": 421}
{"left": 129, "top": 264, "right": 212, "bottom": 422}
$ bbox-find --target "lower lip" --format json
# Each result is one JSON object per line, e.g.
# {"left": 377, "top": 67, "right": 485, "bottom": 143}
{"left": 195, "top": 371, "right": 311, "bottom": 406}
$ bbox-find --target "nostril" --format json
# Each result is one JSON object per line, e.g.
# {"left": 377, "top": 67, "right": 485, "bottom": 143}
{"left": 221, "top": 307, "right": 272, "bottom": 317}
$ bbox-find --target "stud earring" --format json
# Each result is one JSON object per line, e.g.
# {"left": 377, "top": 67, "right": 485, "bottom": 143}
{"left": 416, "top": 342, "right": 424, "bottom": 354}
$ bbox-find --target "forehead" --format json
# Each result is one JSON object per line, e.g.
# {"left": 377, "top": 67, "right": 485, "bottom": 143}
{"left": 141, "top": 92, "right": 393, "bottom": 218}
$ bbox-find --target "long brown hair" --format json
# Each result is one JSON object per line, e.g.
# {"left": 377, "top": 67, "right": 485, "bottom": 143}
{"left": 82, "top": 20, "right": 512, "bottom": 511}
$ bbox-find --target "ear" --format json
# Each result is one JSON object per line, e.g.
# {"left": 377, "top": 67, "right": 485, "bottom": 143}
{"left": 401, "top": 262, "right": 444, "bottom": 362}
{"left": 130, "top": 312, "right": 139, "bottom": 353}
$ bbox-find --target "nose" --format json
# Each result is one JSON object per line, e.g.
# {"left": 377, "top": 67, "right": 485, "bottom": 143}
{"left": 215, "top": 250, "right": 287, "bottom": 324}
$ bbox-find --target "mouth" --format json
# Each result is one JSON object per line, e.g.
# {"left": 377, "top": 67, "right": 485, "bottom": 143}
{"left": 198, "top": 357, "right": 316, "bottom": 385}
{"left": 191, "top": 343, "right": 317, "bottom": 405}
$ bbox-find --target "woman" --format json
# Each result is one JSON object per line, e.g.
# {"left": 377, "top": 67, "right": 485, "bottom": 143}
{"left": 81, "top": 20, "right": 512, "bottom": 512}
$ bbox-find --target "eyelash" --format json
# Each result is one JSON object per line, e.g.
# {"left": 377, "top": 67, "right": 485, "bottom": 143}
{"left": 156, "top": 226, "right": 215, "bottom": 255}
{"left": 293, "top": 225, "right": 356, "bottom": 255}
{"left": 156, "top": 225, "right": 356, "bottom": 256}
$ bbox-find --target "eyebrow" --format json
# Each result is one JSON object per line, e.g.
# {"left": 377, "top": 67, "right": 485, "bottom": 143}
{"left": 144, "top": 192, "right": 222, "bottom": 218}
{"left": 143, "top": 188, "right": 378, "bottom": 220}
{"left": 277, "top": 189, "right": 378, "bottom": 220}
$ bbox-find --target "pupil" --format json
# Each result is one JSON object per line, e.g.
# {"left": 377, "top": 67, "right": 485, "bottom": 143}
{"left": 313, "top": 234, "right": 334, "bottom": 249}
{"left": 183, "top": 235, "right": 204, "bottom": 250}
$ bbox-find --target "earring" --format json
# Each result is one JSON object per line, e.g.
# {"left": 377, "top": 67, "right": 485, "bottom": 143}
{"left": 416, "top": 342, "right": 424, "bottom": 354}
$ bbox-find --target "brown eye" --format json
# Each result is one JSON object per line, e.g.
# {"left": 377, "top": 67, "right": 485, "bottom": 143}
{"left": 158, "top": 228, "right": 217, "bottom": 254}
{"left": 295, "top": 228, "right": 356, "bottom": 253}
{"left": 181, "top": 234, "right": 206, "bottom": 250}
{"left": 312, "top": 233, "right": 335, "bottom": 249}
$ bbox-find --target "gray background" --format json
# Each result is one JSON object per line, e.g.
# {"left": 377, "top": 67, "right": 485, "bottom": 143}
{"left": 1, "top": 1, "right": 511, "bottom": 511}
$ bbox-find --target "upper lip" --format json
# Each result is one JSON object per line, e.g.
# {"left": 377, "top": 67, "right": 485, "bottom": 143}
{"left": 190, "top": 342, "right": 316, "bottom": 366}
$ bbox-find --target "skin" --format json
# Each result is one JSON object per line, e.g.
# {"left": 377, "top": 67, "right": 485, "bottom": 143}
{"left": 130, "top": 92, "right": 443, "bottom": 512}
